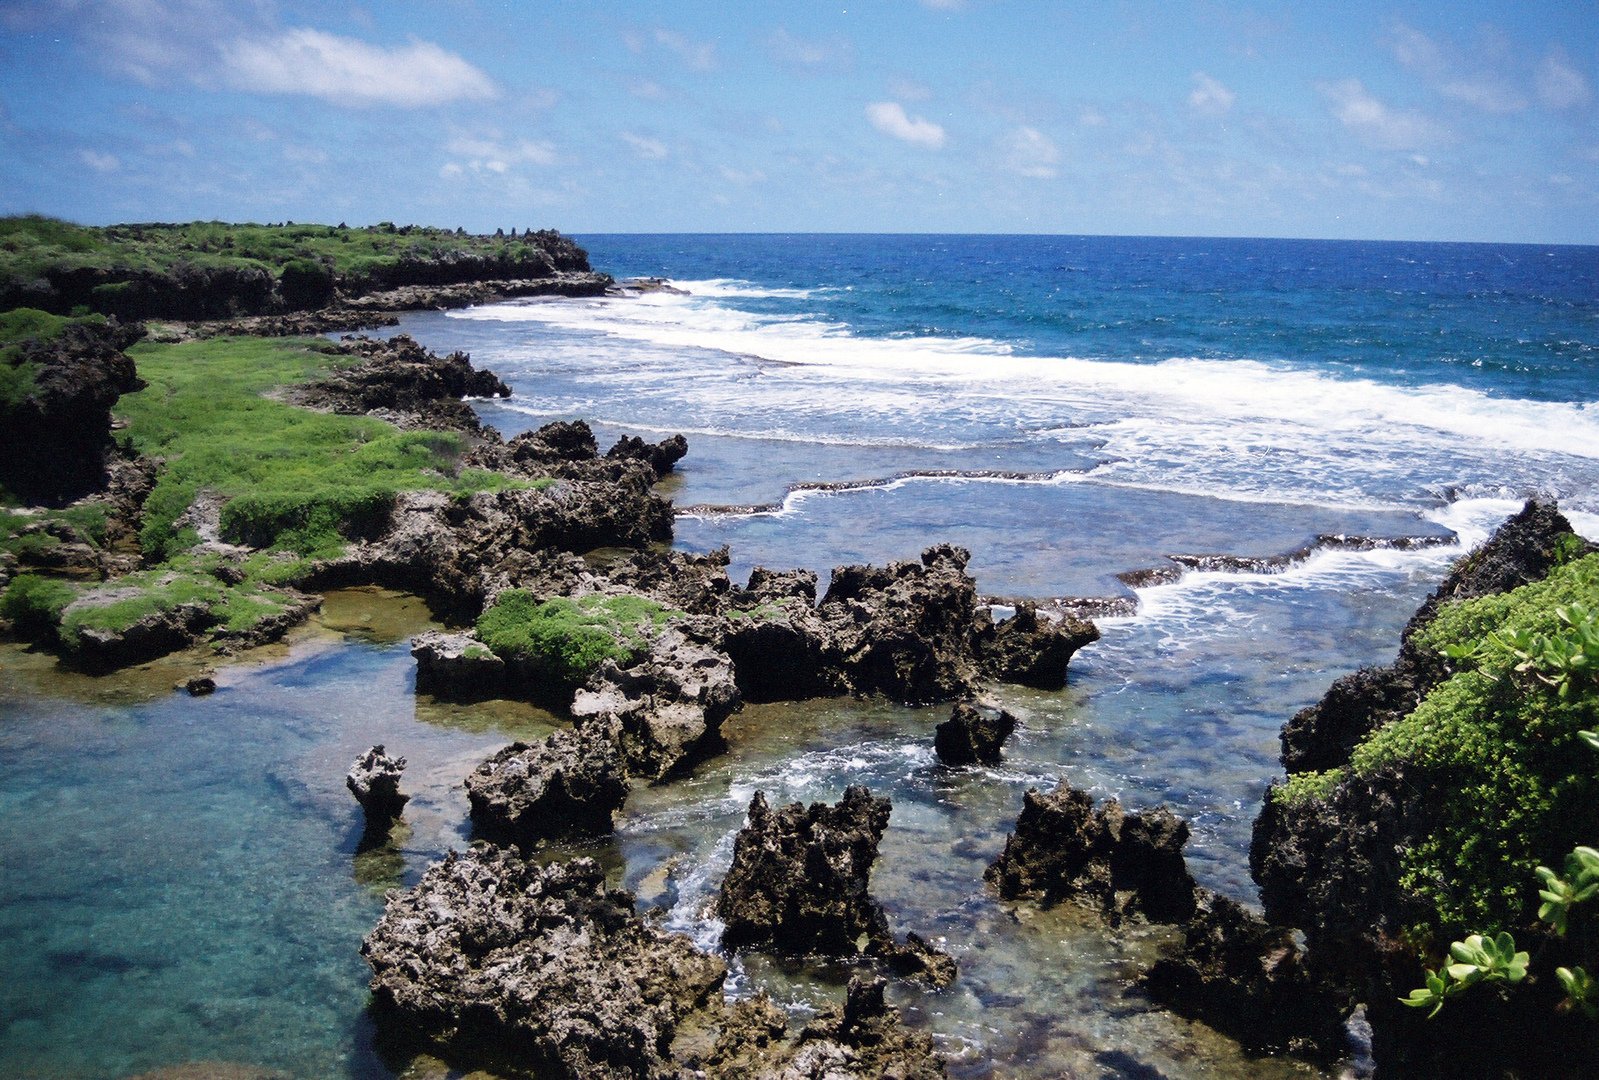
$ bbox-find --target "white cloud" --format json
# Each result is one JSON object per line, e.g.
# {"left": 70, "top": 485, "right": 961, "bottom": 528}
{"left": 1000, "top": 126, "right": 1060, "bottom": 178}
{"left": 654, "top": 28, "right": 716, "bottom": 72}
{"left": 1319, "top": 79, "right": 1442, "bottom": 150}
{"left": 1188, "top": 72, "right": 1236, "bottom": 116}
{"left": 441, "top": 135, "right": 556, "bottom": 178}
{"left": 866, "top": 101, "right": 946, "bottom": 149}
{"left": 630, "top": 79, "right": 667, "bottom": 100}
{"left": 1389, "top": 22, "right": 1525, "bottom": 114}
{"left": 768, "top": 27, "right": 852, "bottom": 71}
{"left": 621, "top": 132, "right": 670, "bottom": 160}
{"left": 1078, "top": 106, "right": 1107, "bottom": 128}
{"left": 1537, "top": 50, "right": 1592, "bottom": 110}
{"left": 920, "top": 0, "right": 965, "bottom": 8}
{"left": 720, "top": 166, "right": 766, "bottom": 185}
{"left": 222, "top": 28, "right": 497, "bottom": 107}
{"left": 79, "top": 149, "right": 120, "bottom": 172}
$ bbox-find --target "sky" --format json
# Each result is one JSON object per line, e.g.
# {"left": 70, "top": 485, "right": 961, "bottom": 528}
{"left": 0, "top": 1, "right": 1595, "bottom": 243}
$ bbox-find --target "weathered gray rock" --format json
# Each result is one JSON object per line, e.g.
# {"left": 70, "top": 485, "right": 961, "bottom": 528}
{"left": 571, "top": 629, "right": 742, "bottom": 781}
{"left": 934, "top": 701, "right": 1016, "bottom": 765}
{"left": 363, "top": 850, "right": 726, "bottom": 1079}
{"left": 717, "top": 786, "right": 893, "bottom": 956}
{"left": 975, "top": 602, "right": 1099, "bottom": 690}
{"left": 1143, "top": 891, "right": 1347, "bottom": 1057}
{"left": 411, "top": 629, "right": 505, "bottom": 697}
{"left": 715, "top": 786, "right": 955, "bottom": 986}
{"left": 465, "top": 727, "right": 629, "bottom": 845}
{"left": 818, "top": 544, "right": 983, "bottom": 704}
{"left": 347, "top": 745, "right": 409, "bottom": 830}
{"left": 986, "top": 779, "right": 1198, "bottom": 925}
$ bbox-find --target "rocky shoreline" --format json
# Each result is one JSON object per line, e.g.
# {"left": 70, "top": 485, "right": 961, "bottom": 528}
{"left": 7, "top": 226, "right": 1596, "bottom": 1079}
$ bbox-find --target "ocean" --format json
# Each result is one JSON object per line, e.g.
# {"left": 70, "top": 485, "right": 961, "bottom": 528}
{"left": 2, "top": 234, "right": 1596, "bottom": 1078}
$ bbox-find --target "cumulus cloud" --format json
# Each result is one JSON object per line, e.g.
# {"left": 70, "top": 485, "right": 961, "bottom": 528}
{"left": 621, "top": 132, "right": 670, "bottom": 160}
{"left": 1188, "top": 72, "right": 1236, "bottom": 116}
{"left": 79, "top": 149, "right": 120, "bottom": 172}
{"left": 222, "top": 28, "right": 497, "bottom": 107}
{"left": 441, "top": 135, "right": 556, "bottom": 177}
{"left": 866, "top": 101, "right": 945, "bottom": 148}
{"left": 1320, "top": 79, "right": 1442, "bottom": 150}
{"left": 1000, "top": 126, "right": 1060, "bottom": 178}
{"left": 1537, "top": 49, "right": 1592, "bottom": 110}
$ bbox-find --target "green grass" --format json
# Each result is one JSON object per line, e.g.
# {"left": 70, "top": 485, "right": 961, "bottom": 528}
{"left": 476, "top": 591, "right": 682, "bottom": 684}
{"left": 0, "top": 504, "right": 111, "bottom": 560}
{"left": 118, "top": 335, "right": 529, "bottom": 558}
{"left": 1333, "top": 549, "right": 1599, "bottom": 931}
{"left": 51, "top": 552, "right": 307, "bottom": 647}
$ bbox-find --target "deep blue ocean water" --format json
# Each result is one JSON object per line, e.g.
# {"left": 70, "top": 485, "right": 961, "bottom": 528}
{"left": 3, "top": 234, "right": 1597, "bottom": 1079}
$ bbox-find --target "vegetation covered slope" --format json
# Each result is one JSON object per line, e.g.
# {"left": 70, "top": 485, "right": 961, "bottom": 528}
{"left": 0, "top": 215, "right": 596, "bottom": 318}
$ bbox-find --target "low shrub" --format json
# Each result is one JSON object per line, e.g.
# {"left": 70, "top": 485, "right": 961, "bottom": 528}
{"left": 0, "top": 573, "right": 77, "bottom": 639}
{"left": 476, "top": 591, "right": 681, "bottom": 685}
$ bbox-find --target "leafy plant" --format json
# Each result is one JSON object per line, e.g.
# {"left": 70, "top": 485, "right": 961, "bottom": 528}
{"left": 1402, "top": 932, "right": 1528, "bottom": 1017}
{"left": 1536, "top": 847, "right": 1599, "bottom": 936}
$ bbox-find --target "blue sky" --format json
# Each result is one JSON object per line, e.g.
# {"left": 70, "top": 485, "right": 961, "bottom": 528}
{"left": 1, "top": 1, "right": 1595, "bottom": 242}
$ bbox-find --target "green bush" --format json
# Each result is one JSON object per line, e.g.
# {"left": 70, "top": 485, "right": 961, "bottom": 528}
{"left": 219, "top": 486, "right": 394, "bottom": 554}
{"left": 476, "top": 591, "right": 680, "bottom": 685}
{"left": 279, "top": 258, "right": 334, "bottom": 310}
{"left": 0, "top": 573, "right": 77, "bottom": 639}
{"left": 1347, "top": 551, "right": 1599, "bottom": 930}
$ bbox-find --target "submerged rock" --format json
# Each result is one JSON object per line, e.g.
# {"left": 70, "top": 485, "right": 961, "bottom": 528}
{"left": 465, "top": 727, "right": 629, "bottom": 845}
{"left": 1143, "top": 891, "right": 1347, "bottom": 1057}
{"left": 363, "top": 850, "right": 726, "bottom": 1079}
{"left": 986, "top": 779, "right": 1198, "bottom": 924}
{"left": 934, "top": 700, "right": 1017, "bottom": 765}
{"left": 346, "top": 745, "right": 409, "bottom": 830}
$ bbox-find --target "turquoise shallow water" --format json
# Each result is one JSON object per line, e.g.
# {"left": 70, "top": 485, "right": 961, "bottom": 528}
{"left": 4, "top": 234, "right": 1598, "bottom": 1078}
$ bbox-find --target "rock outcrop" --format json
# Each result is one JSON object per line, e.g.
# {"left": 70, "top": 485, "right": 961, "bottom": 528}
{"left": 1245, "top": 500, "right": 1599, "bottom": 1077}
{"left": 975, "top": 601, "right": 1099, "bottom": 689}
{"left": 986, "top": 779, "right": 1199, "bottom": 925}
{"left": 362, "top": 848, "right": 949, "bottom": 1079}
{"left": 716, "top": 786, "right": 955, "bottom": 986}
{"left": 1276, "top": 499, "right": 1585, "bottom": 774}
{"left": 363, "top": 850, "right": 725, "bottom": 1079}
{"left": 347, "top": 745, "right": 409, "bottom": 833}
{"left": 1143, "top": 892, "right": 1347, "bottom": 1057}
{"left": 293, "top": 333, "right": 509, "bottom": 433}
{"left": 570, "top": 628, "right": 742, "bottom": 781}
{"left": 934, "top": 701, "right": 1016, "bottom": 765}
{"left": 0, "top": 317, "right": 145, "bottom": 498}
{"left": 465, "top": 728, "right": 630, "bottom": 845}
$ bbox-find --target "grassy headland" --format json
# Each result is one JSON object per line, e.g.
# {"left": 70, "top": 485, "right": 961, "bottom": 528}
{"left": 0, "top": 215, "right": 598, "bottom": 318}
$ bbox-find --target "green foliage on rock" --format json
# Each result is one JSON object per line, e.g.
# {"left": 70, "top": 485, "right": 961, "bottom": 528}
{"left": 117, "top": 335, "right": 526, "bottom": 558}
{"left": 0, "top": 573, "right": 78, "bottom": 638}
{"left": 0, "top": 215, "right": 590, "bottom": 316}
{"left": 1347, "top": 551, "right": 1599, "bottom": 931}
{"left": 0, "top": 307, "right": 110, "bottom": 409}
{"left": 476, "top": 591, "right": 681, "bottom": 685}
